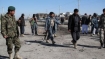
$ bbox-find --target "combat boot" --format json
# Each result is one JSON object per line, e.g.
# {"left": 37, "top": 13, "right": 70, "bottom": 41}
{"left": 99, "top": 41, "right": 103, "bottom": 49}
{"left": 20, "top": 34, "right": 24, "bottom": 37}
{"left": 35, "top": 33, "right": 38, "bottom": 35}
{"left": 9, "top": 54, "right": 13, "bottom": 59}
{"left": 13, "top": 53, "right": 22, "bottom": 59}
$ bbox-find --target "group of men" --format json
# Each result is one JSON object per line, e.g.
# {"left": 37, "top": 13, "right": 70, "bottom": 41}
{"left": 80, "top": 9, "right": 105, "bottom": 49}
{"left": 1, "top": 6, "right": 105, "bottom": 59}
{"left": 18, "top": 14, "right": 38, "bottom": 37}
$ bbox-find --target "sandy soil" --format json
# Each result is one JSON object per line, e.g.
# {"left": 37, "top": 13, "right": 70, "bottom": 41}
{"left": 0, "top": 20, "right": 105, "bottom": 59}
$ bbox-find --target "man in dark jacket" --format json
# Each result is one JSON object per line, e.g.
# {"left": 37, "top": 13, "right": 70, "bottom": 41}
{"left": 18, "top": 14, "right": 25, "bottom": 37}
{"left": 81, "top": 13, "right": 89, "bottom": 34}
{"left": 99, "top": 8, "right": 105, "bottom": 49}
{"left": 68, "top": 9, "right": 81, "bottom": 49}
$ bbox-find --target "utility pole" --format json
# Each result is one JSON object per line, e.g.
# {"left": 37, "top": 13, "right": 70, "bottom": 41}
{"left": 59, "top": 5, "right": 61, "bottom": 15}
{"left": 2, "top": 7, "right": 4, "bottom": 15}
{"left": 46, "top": 9, "right": 48, "bottom": 14}
{"left": 78, "top": 0, "right": 80, "bottom": 10}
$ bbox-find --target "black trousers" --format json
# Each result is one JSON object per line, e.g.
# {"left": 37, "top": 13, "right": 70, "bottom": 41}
{"left": 20, "top": 25, "right": 25, "bottom": 34}
{"left": 71, "top": 31, "right": 80, "bottom": 43}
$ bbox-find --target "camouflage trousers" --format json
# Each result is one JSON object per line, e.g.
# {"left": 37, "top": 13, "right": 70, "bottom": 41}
{"left": 99, "top": 28, "right": 105, "bottom": 47}
{"left": 6, "top": 37, "right": 21, "bottom": 54}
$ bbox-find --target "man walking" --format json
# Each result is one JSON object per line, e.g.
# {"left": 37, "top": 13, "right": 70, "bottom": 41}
{"left": 91, "top": 13, "right": 98, "bottom": 35}
{"left": 18, "top": 14, "right": 25, "bottom": 37}
{"left": 99, "top": 8, "right": 105, "bottom": 49}
{"left": 68, "top": 9, "right": 81, "bottom": 49}
{"left": 45, "top": 12, "right": 60, "bottom": 44}
{"left": 1, "top": 6, "right": 21, "bottom": 59}
{"left": 81, "top": 13, "right": 89, "bottom": 34}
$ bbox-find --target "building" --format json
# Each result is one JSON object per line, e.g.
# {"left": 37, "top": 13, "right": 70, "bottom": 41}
{"left": 36, "top": 13, "right": 48, "bottom": 20}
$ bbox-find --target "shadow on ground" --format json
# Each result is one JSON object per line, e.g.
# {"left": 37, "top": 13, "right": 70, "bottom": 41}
{"left": 0, "top": 55, "right": 9, "bottom": 59}
{"left": 57, "top": 26, "right": 70, "bottom": 35}
{"left": 26, "top": 40, "right": 99, "bottom": 49}
{"left": 24, "top": 34, "right": 31, "bottom": 35}
{"left": 26, "top": 40, "right": 74, "bottom": 48}
{"left": 77, "top": 44, "right": 99, "bottom": 48}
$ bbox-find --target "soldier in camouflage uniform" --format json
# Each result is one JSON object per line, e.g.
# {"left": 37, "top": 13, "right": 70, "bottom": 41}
{"left": 1, "top": 6, "right": 21, "bottom": 59}
{"left": 99, "top": 8, "right": 105, "bottom": 49}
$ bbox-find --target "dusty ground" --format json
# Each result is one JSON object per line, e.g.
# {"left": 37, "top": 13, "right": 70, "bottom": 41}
{"left": 0, "top": 20, "right": 105, "bottom": 59}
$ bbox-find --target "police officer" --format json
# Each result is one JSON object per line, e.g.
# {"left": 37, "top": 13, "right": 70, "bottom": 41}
{"left": 68, "top": 9, "right": 81, "bottom": 49}
{"left": 99, "top": 8, "right": 105, "bottom": 49}
{"left": 1, "top": 6, "right": 21, "bottom": 59}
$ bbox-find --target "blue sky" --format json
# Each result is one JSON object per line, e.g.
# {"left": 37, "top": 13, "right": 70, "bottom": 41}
{"left": 0, "top": 0, "right": 105, "bottom": 19}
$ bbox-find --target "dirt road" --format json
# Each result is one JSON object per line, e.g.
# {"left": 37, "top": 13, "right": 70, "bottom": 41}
{"left": 0, "top": 21, "right": 105, "bottom": 59}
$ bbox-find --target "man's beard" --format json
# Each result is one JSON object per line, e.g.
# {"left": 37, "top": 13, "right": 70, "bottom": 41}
{"left": 11, "top": 14, "right": 14, "bottom": 16}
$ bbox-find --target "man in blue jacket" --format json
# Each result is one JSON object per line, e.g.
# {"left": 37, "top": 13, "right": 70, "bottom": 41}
{"left": 45, "top": 12, "right": 61, "bottom": 45}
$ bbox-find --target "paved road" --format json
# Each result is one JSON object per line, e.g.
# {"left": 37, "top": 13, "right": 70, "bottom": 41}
{"left": 0, "top": 21, "right": 105, "bottom": 59}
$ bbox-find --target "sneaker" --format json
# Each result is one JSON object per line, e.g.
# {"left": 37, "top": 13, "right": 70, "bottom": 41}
{"left": 54, "top": 34, "right": 57, "bottom": 37}
{"left": 14, "top": 55, "right": 22, "bottom": 59}
{"left": 46, "top": 40, "right": 49, "bottom": 43}
{"left": 91, "top": 34, "right": 95, "bottom": 36}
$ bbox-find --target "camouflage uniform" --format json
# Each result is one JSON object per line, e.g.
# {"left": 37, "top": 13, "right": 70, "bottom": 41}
{"left": 1, "top": 14, "right": 21, "bottom": 54}
{"left": 99, "top": 14, "right": 105, "bottom": 48}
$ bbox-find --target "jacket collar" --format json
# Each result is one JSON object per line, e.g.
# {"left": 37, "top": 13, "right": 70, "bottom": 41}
{"left": 4, "top": 13, "right": 15, "bottom": 18}
{"left": 73, "top": 13, "right": 79, "bottom": 16}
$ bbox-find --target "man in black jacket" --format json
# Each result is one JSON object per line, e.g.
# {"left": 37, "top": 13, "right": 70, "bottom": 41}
{"left": 18, "top": 14, "right": 25, "bottom": 37}
{"left": 68, "top": 9, "right": 81, "bottom": 49}
{"left": 81, "top": 13, "right": 89, "bottom": 34}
